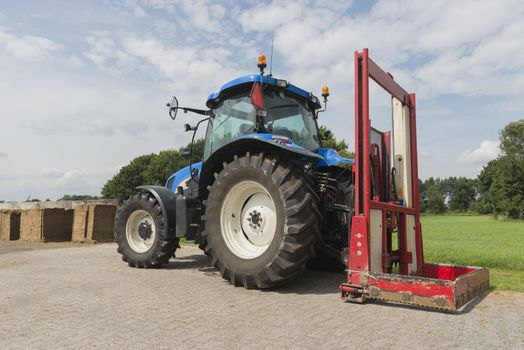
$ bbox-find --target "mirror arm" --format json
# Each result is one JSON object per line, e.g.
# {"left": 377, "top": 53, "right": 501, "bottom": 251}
{"left": 187, "top": 117, "right": 210, "bottom": 185}
{"left": 316, "top": 99, "right": 328, "bottom": 118}
{"left": 180, "top": 107, "right": 213, "bottom": 116}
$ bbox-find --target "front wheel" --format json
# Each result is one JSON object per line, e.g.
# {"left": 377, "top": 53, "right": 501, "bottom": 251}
{"left": 202, "top": 153, "right": 321, "bottom": 288}
{"left": 114, "top": 192, "right": 178, "bottom": 268}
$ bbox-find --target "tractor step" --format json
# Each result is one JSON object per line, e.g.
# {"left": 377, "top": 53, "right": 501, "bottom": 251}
{"left": 341, "top": 263, "right": 489, "bottom": 312}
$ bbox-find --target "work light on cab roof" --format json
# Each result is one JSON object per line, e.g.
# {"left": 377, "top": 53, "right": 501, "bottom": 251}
{"left": 257, "top": 54, "right": 266, "bottom": 73}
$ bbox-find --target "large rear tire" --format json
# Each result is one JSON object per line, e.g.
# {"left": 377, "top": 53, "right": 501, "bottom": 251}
{"left": 202, "top": 153, "right": 321, "bottom": 288}
{"left": 114, "top": 192, "right": 178, "bottom": 268}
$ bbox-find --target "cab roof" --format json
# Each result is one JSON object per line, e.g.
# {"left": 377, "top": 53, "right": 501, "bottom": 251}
{"left": 206, "top": 75, "right": 321, "bottom": 109}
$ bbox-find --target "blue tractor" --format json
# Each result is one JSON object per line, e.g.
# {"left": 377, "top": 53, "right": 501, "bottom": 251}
{"left": 114, "top": 55, "right": 354, "bottom": 288}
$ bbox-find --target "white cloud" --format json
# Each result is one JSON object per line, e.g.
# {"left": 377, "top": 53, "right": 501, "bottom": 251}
{"left": 40, "top": 168, "right": 64, "bottom": 178}
{"left": 27, "top": 113, "right": 115, "bottom": 136}
{"left": 0, "top": 167, "right": 119, "bottom": 200}
{"left": 141, "top": 0, "right": 228, "bottom": 33}
{"left": 458, "top": 140, "right": 500, "bottom": 163}
{"left": 123, "top": 0, "right": 147, "bottom": 17}
{"left": 239, "top": 2, "right": 305, "bottom": 31}
{"left": 238, "top": 0, "right": 524, "bottom": 98}
{"left": 82, "top": 31, "right": 244, "bottom": 103}
{"left": 0, "top": 27, "right": 62, "bottom": 61}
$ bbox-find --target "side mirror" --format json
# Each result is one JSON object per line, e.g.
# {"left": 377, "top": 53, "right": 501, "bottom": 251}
{"left": 184, "top": 124, "right": 197, "bottom": 132}
{"left": 179, "top": 147, "right": 191, "bottom": 157}
{"left": 167, "top": 96, "right": 179, "bottom": 120}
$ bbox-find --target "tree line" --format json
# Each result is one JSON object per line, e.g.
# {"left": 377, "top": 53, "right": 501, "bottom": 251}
{"left": 420, "top": 119, "right": 523, "bottom": 219}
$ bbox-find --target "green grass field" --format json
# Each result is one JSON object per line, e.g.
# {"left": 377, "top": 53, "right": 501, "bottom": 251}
{"left": 421, "top": 215, "right": 524, "bottom": 292}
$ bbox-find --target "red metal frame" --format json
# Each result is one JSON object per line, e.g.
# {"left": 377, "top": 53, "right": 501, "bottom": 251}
{"left": 341, "top": 49, "right": 489, "bottom": 311}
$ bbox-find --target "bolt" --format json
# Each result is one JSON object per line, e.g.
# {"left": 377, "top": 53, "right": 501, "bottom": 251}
{"left": 356, "top": 233, "right": 362, "bottom": 238}
{"left": 357, "top": 250, "right": 362, "bottom": 256}
{"left": 357, "top": 242, "right": 362, "bottom": 247}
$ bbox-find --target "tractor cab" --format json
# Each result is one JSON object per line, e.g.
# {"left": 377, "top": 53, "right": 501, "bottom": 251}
{"left": 203, "top": 75, "right": 323, "bottom": 160}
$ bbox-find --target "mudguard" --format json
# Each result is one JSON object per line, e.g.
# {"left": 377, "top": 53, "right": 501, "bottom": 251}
{"left": 198, "top": 136, "right": 322, "bottom": 196}
{"left": 136, "top": 185, "right": 176, "bottom": 236}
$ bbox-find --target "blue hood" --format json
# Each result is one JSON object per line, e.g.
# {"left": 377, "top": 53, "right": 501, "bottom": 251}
{"left": 166, "top": 135, "right": 353, "bottom": 192}
{"left": 237, "top": 133, "right": 354, "bottom": 167}
{"left": 166, "top": 162, "right": 202, "bottom": 191}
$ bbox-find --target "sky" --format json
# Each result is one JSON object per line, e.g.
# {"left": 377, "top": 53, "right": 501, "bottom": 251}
{"left": 0, "top": 0, "right": 523, "bottom": 201}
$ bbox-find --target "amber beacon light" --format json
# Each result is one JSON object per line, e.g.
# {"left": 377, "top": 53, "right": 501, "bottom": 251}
{"left": 321, "top": 85, "right": 330, "bottom": 99}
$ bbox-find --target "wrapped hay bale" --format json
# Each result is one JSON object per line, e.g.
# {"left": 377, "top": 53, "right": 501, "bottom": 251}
{"left": 0, "top": 211, "right": 21, "bottom": 240}
{"left": 72, "top": 204, "right": 116, "bottom": 243}
{"left": 20, "top": 208, "right": 73, "bottom": 242}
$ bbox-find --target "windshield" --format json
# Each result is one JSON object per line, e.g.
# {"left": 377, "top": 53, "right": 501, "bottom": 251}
{"left": 203, "top": 88, "right": 320, "bottom": 160}
{"left": 261, "top": 90, "right": 320, "bottom": 151}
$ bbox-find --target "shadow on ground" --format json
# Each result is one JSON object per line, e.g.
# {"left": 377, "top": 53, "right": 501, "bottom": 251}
{"left": 164, "top": 253, "right": 345, "bottom": 296}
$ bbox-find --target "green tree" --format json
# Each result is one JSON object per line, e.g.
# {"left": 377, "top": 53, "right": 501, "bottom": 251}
{"left": 102, "top": 139, "right": 205, "bottom": 203}
{"left": 500, "top": 119, "right": 524, "bottom": 157}
{"left": 476, "top": 119, "right": 524, "bottom": 219}
{"left": 101, "top": 153, "right": 156, "bottom": 203}
{"left": 418, "top": 178, "right": 428, "bottom": 212}
{"left": 425, "top": 177, "right": 446, "bottom": 213}
{"left": 58, "top": 194, "right": 100, "bottom": 201}
{"left": 318, "top": 125, "right": 354, "bottom": 158}
{"left": 474, "top": 159, "right": 499, "bottom": 214}
{"left": 142, "top": 149, "right": 187, "bottom": 186}
{"left": 442, "top": 177, "right": 477, "bottom": 212}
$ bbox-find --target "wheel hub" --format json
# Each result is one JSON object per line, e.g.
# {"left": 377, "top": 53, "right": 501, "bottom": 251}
{"left": 248, "top": 210, "right": 262, "bottom": 225}
{"left": 138, "top": 221, "right": 153, "bottom": 240}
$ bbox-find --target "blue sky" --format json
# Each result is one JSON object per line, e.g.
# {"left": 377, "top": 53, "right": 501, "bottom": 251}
{"left": 0, "top": 0, "right": 523, "bottom": 201}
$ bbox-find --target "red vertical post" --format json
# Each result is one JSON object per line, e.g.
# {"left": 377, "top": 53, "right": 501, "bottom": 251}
{"left": 361, "top": 49, "right": 371, "bottom": 269}
{"left": 362, "top": 49, "right": 370, "bottom": 220}
{"left": 353, "top": 50, "right": 360, "bottom": 217}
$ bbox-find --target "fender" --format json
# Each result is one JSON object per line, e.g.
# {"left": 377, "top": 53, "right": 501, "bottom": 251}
{"left": 199, "top": 137, "right": 322, "bottom": 199}
{"left": 137, "top": 185, "right": 176, "bottom": 237}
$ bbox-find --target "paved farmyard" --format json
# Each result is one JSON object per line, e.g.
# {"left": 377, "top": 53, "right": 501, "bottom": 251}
{"left": 0, "top": 243, "right": 522, "bottom": 349}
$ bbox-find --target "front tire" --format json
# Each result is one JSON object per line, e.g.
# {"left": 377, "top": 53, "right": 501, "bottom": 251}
{"left": 114, "top": 192, "right": 178, "bottom": 268}
{"left": 202, "top": 153, "right": 321, "bottom": 288}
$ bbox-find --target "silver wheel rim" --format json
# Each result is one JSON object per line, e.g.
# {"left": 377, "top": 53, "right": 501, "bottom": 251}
{"left": 126, "top": 210, "right": 156, "bottom": 253}
{"left": 220, "top": 180, "right": 277, "bottom": 259}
